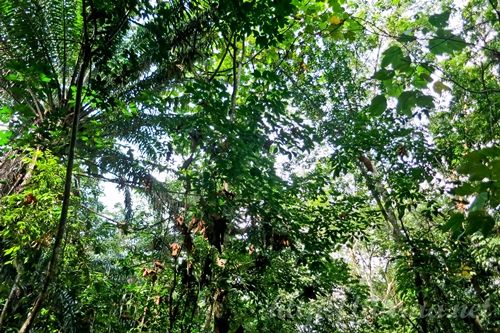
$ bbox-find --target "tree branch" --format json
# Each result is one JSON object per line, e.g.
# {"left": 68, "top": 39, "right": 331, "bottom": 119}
{"left": 230, "top": 35, "right": 245, "bottom": 119}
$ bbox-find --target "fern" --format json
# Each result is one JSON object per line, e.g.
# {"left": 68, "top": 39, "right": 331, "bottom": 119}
{"left": 58, "top": 289, "right": 77, "bottom": 333}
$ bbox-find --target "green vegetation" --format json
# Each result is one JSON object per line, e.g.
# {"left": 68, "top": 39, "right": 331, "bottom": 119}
{"left": 0, "top": 0, "right": 498, "bottom": 332}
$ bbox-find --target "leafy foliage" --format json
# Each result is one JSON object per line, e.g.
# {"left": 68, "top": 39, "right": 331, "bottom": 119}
{"left": 0, "top": 0, "right": 498, "bottom": 332}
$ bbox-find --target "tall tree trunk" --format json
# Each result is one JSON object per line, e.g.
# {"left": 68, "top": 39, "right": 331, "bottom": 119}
{"left": 0, "top": 271, "right": 20, "bottom": 327}
{"left": 357, "top": 156, "right": 430, "bottom": 333}
{"left": 18, "top": 4, "right": 91, "bottom": 330}
{"left": 0, "top": 152, "right": 27, "bottom": 199}
{"left": 213, "top": 289, "right": 230, "bottom": 333}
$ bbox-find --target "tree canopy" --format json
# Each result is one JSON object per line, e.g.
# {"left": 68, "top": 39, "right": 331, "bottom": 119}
{"left": 0, "top": 0, "right": 498, "bottom": 332}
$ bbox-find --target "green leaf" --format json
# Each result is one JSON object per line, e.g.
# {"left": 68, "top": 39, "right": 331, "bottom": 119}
{"left": 369, "top": 95, "right": 387, "bottom": 116}
{"left": 470, "top": 164, "right": 490, "bottom": 181}
{"left": 469, "top": 192, "right": 488, "bottom": 212}
{"left": 328, "top": 0, "right": 344, "bottom": 13}
{"left": 491, "top": 158, "right": 500, "bottom": 181}
{"left": 0, "top": 130, "right": 12, "bottom": 146}
{"left": 381, "top": 45, "right": 409, "bottom": 70}
{"left": 397, "top": 31, "right": 416, "bottom": 43}
{"left": 344, "top": 19, "right": 363, "bottom": 33}
{"left": 433, "top": 81, "right": 451, "bottom": 94}
{"left": 429, "top": 31, "right": 467, "bottom": 55}
{"left": 6, "top": 73, "right": 22, "bottom": 81}
{"left": 249, "top": 167, "right": 262, "bottom": 177}
{"left": 416, "top": 95, "right": 434, "bottom": 108}
{"left": 4, "top": 245, "right": 20, "bottom": 256}
{"left": 429, "top": 11, "right": 450, "bottom": 28}
{"left": 451, "top": 182, "right": 477, "bottom": 196}
{"left": 396, "top": 91, "right": 418, "bottom": 116}
{"left": 428, "top": 38, "right": 449, "bottom": 55}
{"left": 412, "top": 73, "right": 431, "bottom": 88}
{"left": 393, "top": 56, "right": 412, "bottom": 72}
{"left": 480, "top": 215, "right": 496, "bottom": 236}
{"left": 457, "top": 161, "right": 475, "bottom": 175}
{"left": 465, "top": 211, "right": 483, "bottom": 234}
{"left": 442, "top": 213, "right": 464, "bottom": 233}
{"left": 0, "top": 106, "right": 12, "bottom": 123}
{"left": 39, "top": 73, "right": 52, "bottom": 83}
{"left": 373, "top": 69, "right": 395, "bottom": 80}
{"left": 383, "top": 80, "right": 403, "bottom": 97}
{"left": 466, "top": 211, "right": 495, "bottom": 236}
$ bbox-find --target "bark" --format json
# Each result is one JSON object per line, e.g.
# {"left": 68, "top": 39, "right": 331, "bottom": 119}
{"left": 213, "top": 289, "right": 230, "bottom": 333}
{"left": 229, "top": 35, "right": 244, "bottom": 120}
{"left": 0, "top": 152, "right": 26, "bottom": 198}
{"left": 18, "top": 4, "right": 91, "bottom": 330}
{"left": 357, "top": 155, "right": 430, "bottom": 333}
{"left": 0, "top": 272, "right": 20, "bottom": 327}
{"left": 464, "top": 316, "right": 483, "bottom": 333}
{"left": 356, "top": 156, "right": 403, "bottom": 241}
{"left": 413, "top": 256, "right": 429, "bottom": 333}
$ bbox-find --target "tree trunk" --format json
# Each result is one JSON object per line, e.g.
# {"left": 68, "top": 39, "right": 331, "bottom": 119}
{"left": 357, "top": 156, "right": 430, "bottom": 333}
{"left": 0, "top": 151, "right": 27, "bottom": 199}
{"left": 0, "top": 272, "right": 20, "bottom": 327}
{"left": 18, "top": 4, "right": 91, "bottom": 330}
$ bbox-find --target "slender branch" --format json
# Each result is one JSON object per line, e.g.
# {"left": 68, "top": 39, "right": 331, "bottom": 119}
{"left": 185, "top": 278, "right": 202, "bottom": 333}
{"left": 356, "top": 157, "right": 403, "bottom": 241}
{"left": 128, "top": 18, "right": 146, "bottom": 28}
{"left": 80, "top": 204, "right": 121, "bottom": 226}
{"left": 479, "top": 61, "right": 496, "bottom": 140}
{"left": 27, "top": 89, "right": 44, "bottom": 121}
{"left": 351, "top": 15, "right": 499, "bottom": 54}
{"left": 62, "top": 0, "right": 67, "bottom": 100}
{"left": 487, "top": 0, "right": 500, "bottom": 22}
{"left": 230, "top": 35, "right": 244, "bottom": 119}
{"left": 168, "top": 258, "right": 179, "bottom": 333}
{"left": 208, "top": 32, "right": 233, "bottom": 83}
{"left": 430, "top": 63, "right": 500, "bottom": 94}
{"left": 0, "top": 270, "right": 20, "bottom": 327}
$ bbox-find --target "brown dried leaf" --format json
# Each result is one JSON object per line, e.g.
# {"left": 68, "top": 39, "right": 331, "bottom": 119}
{"left": 170, "top": 242, "right": 181, "bottom": 257}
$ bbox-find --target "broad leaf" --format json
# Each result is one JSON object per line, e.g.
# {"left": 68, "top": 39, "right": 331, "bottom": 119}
{"left": 433, "top": 81, "right": 451, "bottom": 94}
{"left": 429, "top": 30, "right": 466, "bottom": 55}
{"left": 469, "top": 192, "right": 488, "bottom": 212}
{"left": 373, "top": 69, "right": 395, "bottom": 80}
{"left": 0, "top": 130, "right": 12, "bottom": 146}
{"left": 396, "top": 91, "right": 418, "bottom": 116}
{"left": 381, "top": 45, "right": 408, "bottom": 69}
{"left": 0, "top": 106, "right": 12, "bottom": 123}
{"left": 466, "top": 211, "right": 496, "bottom": 236}
{"left": 451, "top": 182, "right": 477, "bottom": 196}
{"left": 416, "top": 95, "right": 434, "bottom": 108}
{"left": 429, "top": 11, "right": 450, "bottom": 28}
{"left": 369, "top": 95, "right": 387, "bottom": 116}
{"left": 442, "top": 213, "right": 464, "bottom": 235}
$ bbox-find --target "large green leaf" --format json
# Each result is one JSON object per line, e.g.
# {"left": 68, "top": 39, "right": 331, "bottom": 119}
{"left": 396, "top": 91, "right": 418, "bottom": 116}
{"left": 428, "top": 11, "right": 450, "bottom": 28}
{"left": 470, "top": 164, "right": 491, "bottom": 181}
{"left": 0, "top": 130, "right": 12, "bottom": 146}
{"left": 369, "top": 95, "right": 387, "bottom": 116}
{"left": 466, "top": 211, "right": 496, "bottom": 236}
{"left": 415, "top": 95, "right": 434, "bottom": 109}
{"left": 0, "top": 106, "right": 12, "bottom": 123}
{"left": 397, "top": 31, "right": 416, "bottom": 43}
{"left": 373, "top": 69, "right": 395, "bottom": 80}
{"left": 469, "top": 192, "right": 488, "bottom": 212}
{"left": 381, "top": 45, "right": 411, "bottom": 71}
{"left": 451, "top": 182, "right": 478, "bottom": 196}
{"left": 428, "top": 30, "right": 467, "bottom": 55}
{"left": 442, "top": 213, "right": 464, "bottom": 237}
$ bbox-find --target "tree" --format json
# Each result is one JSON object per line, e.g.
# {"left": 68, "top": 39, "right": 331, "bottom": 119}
{"left": 0, "top": 0, "right": 498, "bottom": 332}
